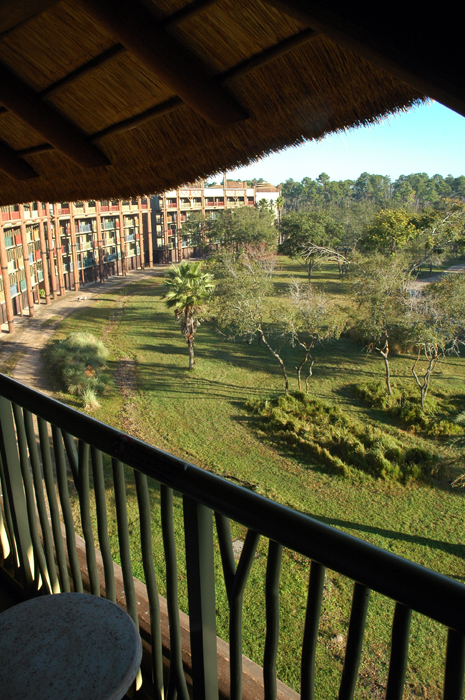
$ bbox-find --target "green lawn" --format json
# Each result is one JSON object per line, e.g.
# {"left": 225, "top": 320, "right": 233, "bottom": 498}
{"left": 45, "top": 257, "right": 465, "bottom": 699}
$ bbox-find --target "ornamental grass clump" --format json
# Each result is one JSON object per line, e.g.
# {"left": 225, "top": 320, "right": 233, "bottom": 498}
{"left": 48, "top": 332, "right": 109, "bottom": 403}
{"left": 246, "top": 392, "right": 438, "bottom": 482}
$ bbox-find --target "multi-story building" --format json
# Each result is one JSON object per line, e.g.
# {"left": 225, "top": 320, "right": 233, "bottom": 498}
{"left": 0, "top": 198, "right": 152, "bottom": 333}
{"left": 151, "top": 175, "right": 280, "bottom": 262}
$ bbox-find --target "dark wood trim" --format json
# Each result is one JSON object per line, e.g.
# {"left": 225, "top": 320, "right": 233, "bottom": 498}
{"left": 16, "top": 144, "right": 53, "bottom": 158}
{"left": 0, "top": 62, "right": 110, "bottom": 168}
{"left": 263, "top": 0, "right": 465, "bottom": 118}
{"left": 162, "top": 0, "right": 221, "bottom": 27}
{"left": 41, "top": 44, "right": 126, "bottom": 99}
{"left": 0, "top": 139, "right": 38, "bottom": 180}
{"left": 221, "top": 28, "right": 318, "bottom": 84}
{"left": 76, "top": 0, "right": 247, "bottom": 125}
{"left": 92, "top": 97, "right": 182, "bottom": 140}
{"left": 0, "top": 0, "right": 59, "bottom": 37}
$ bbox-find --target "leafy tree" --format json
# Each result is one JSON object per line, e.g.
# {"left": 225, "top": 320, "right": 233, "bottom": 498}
{"left": 405, "top": 272, "right": 465, "bottom": 408}
{"left": 352, "top": 253, "right": 410, "bottom": 395}
{"left": 213, "top": 250, "right": 290, "bottom": 393}
{"left": 211, "top": 207, "right": 277, "bottom": 254}
{"left": 281, "top": 280, "right": 343, "bottom": 391}
{"left": 180, "top": 212, "right": 209, "bottom": 256}
{"left": 361, "top": 209, "right": 420, "bottom": 253}
{"left": 406, "top": 202, "right": 465, "bottom": 274}
{"left": 163, "top": 262, "right": 215, "bottom": 369}
{"left": 279, "top": 211, "right": 344, "bottom": 283}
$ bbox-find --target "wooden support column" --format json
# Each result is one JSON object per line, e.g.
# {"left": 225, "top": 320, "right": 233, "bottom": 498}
{"left": 45, "top": 204, "right": 58, "bottom": 300}
{"left": 18, "top": 204, "right": 35, "bottom": 317}
{"left": 176, "top": 198, "right": 182, "bottom": 262}
{"left": 137, "top": 205, "right": 144, "bottom": 270}
{"left": 69, "top": 202, "right": 80, "bottom": 291}
{"left": 38, "top": 219, "right": 51, "bottom": 304}
{"left": 145, "top": 197, "right": 153, "bottom": 268}
{"left": 95, "top": 201, "right": 105, "bottom": 282}
{"left": 0, "top": 222, "right": 14, "bottom": 333}
{"left": 53, "top": 206, "right": 66, "bottom": 296}
{"left": 119, "top": 206, "right": 126, "bottom": 276}
{"left": 162, "top": 197, "right": 169, "bottom": 264}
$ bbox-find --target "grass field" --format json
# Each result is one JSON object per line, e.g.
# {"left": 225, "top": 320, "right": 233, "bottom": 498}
{"left": 45, "top": 256, "right": 465, "bottom": 698}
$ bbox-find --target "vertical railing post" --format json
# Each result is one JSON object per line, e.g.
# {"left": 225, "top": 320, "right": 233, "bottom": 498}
{"left": 183, "top": 496, "right": 218, "bottom": 700}
{"left": 0, "top": 397, "right": 34, "bottom": 589}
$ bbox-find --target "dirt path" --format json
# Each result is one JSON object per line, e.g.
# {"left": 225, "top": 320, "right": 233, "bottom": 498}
{"left": 408, "top": 262, "right": 465, "bottom": 290}
{"left": 0, "top": 266, "right": 168, "bottom": 394}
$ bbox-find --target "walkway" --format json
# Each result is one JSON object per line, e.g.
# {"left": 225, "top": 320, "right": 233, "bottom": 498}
{"left": 0, "top": 266, "right": 168, "bottom": 394}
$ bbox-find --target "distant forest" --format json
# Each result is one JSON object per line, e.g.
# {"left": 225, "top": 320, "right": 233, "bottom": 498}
{"left": 280, "top": 172, "right": 465, "bottom": 212}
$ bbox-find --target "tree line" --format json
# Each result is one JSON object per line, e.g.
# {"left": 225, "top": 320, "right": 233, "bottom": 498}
{"left": 281, "top": 172, "right": 465, "bottom": 211}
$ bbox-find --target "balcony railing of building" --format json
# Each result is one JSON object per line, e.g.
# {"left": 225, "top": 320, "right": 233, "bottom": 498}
{"left": 1, "top": 374, "right": 465, "bottom": 700}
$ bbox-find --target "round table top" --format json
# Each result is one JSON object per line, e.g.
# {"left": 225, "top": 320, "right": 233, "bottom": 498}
{"left": 0, "top": 592, "right": 142, "bottom": 700}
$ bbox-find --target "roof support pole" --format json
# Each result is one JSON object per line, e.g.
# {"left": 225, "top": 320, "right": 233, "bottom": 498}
{"left": 45, "top": 204, "right": 58, "bottom": 300}
{"left": 18, "top": 204, "right": 35, "bottom": 318}
{"left": 0, "top": 222, "right": 15, "bottom": 333}
{"left": 38, "top": 218, "right": 51, "bottom": 305}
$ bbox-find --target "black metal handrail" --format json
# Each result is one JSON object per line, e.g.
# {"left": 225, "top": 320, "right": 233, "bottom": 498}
{"left": 1, "top": 373, "right": 464, "bottom": 700}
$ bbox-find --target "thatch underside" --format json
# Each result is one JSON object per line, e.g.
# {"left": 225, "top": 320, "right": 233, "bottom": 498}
{"left": 0, "top": 0, "right": 430, "bottom": 205}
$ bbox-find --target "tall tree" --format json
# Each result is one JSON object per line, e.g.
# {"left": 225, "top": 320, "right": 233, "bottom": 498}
{"left": 163, "top": 261, "right": 215, "bottom": 369}
{"left": 279, "top": 210, "right": 344, "bottom": 283}
{"left": 213, "top": 250, "right": 290, "bottom": 393}
{"left": 405, "top": 272, "right": 465, "bottom": 409}
{"left": 352, "top": 253, "right": 410, "bottom": 395}
{"left": 281, "top": 280, "right": 343, "bottom": 391}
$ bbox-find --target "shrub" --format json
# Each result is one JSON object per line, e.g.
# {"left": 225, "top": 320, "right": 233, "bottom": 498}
{"left": 246, "top": 393, "right": 439, "bottom": 482}
{"left": 354, "top": 380, "right": 465, "bottom": 436}
{"left": 47, "top": 332, "right": 109, "bottom": 402}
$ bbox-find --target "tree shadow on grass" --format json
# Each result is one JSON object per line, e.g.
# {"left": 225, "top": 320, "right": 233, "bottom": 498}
{"left": 301, "top": 512, "right": 465, "bottom": 575}
{"left": 134, "top": 358, "right": 266, "bottom": 400}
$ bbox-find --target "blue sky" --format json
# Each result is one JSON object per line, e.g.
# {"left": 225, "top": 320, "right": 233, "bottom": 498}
{"left": 221, "top": 102, "right": 465, "bottom": 186}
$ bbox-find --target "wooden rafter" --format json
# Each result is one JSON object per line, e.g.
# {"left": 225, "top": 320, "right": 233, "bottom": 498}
{"left": 41, "top": 44, "right": 126, "bottom": 99}
{"left": 263, "top": 0, "right": 465, "bottom": 118}
{"left": 0, "top": 0, "right": 58, "bottom": 36}
{"left": 94, "top": 29, "right": 319, "bottom": 139}
{"left": 0, "top": 62, "right": 110, "bottom": 168}
{"left": 0, "top": 139, "right": 38, "bottom": 180}
{"left": 17, "top": 27, "right": 320, "bottom": 151}
{"left": 75, "top": 0, "right": 247, "bottom": 126}
{"left": 31, "top": 0, "right": 222, "bottom": 102}
{"left": 221, "top": 28, "right": 318, "bottom": 85}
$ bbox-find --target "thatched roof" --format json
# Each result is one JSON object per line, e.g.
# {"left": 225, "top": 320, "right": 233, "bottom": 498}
{"left": 0, "top": 0, "right": 461, "bottom": 206}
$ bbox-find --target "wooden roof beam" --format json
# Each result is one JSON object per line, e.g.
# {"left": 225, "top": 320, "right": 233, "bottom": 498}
{"left": 75, "top": 0, "right": 247, "bottom": 126}
{"left": 92, "top": 28, "right": 319, "bottom": 140}
{"left": 19, "top": 27, "right": 318, "bottom": 149}
{"left": 263, "top": 0, "right": 465, "bottom": 118}
{"left": 0, "top": 62, "right": 110, "bottom": 168}
{"left": 0, "top": 139, "right": 38, "bottom": 180}
{"left": 0, "top": 0, "right": 58, "bottom": 36}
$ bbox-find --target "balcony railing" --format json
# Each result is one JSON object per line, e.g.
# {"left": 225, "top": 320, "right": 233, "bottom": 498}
{"left": 1, "top": 374, "right": 465, "bottom": 700}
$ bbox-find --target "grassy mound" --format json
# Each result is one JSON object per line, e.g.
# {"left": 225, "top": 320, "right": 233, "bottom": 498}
{"left": 45, "top": 332, "right": 109, "bottom": 408}
{"left": 246, "top": 392, "right": 439, "bottom": 482}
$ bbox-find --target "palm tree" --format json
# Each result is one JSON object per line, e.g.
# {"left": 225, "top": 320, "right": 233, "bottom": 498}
{"left": 163, "top": 261, "right": 215, "bottom": 369}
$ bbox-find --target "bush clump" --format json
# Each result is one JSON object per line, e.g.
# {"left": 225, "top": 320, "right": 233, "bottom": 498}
{"left": 246, "top": 392, "right": 439, "bottom": 482}
{"left": 47, "top": 332, "right": 109, "bottom": 405}
{"left": 354, "top": 381, "right": 463, "bottom": 435}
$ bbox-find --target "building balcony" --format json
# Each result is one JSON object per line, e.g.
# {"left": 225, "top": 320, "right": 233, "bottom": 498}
{"left": 1, "top": 376, "right": 465, "bottom": 699}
